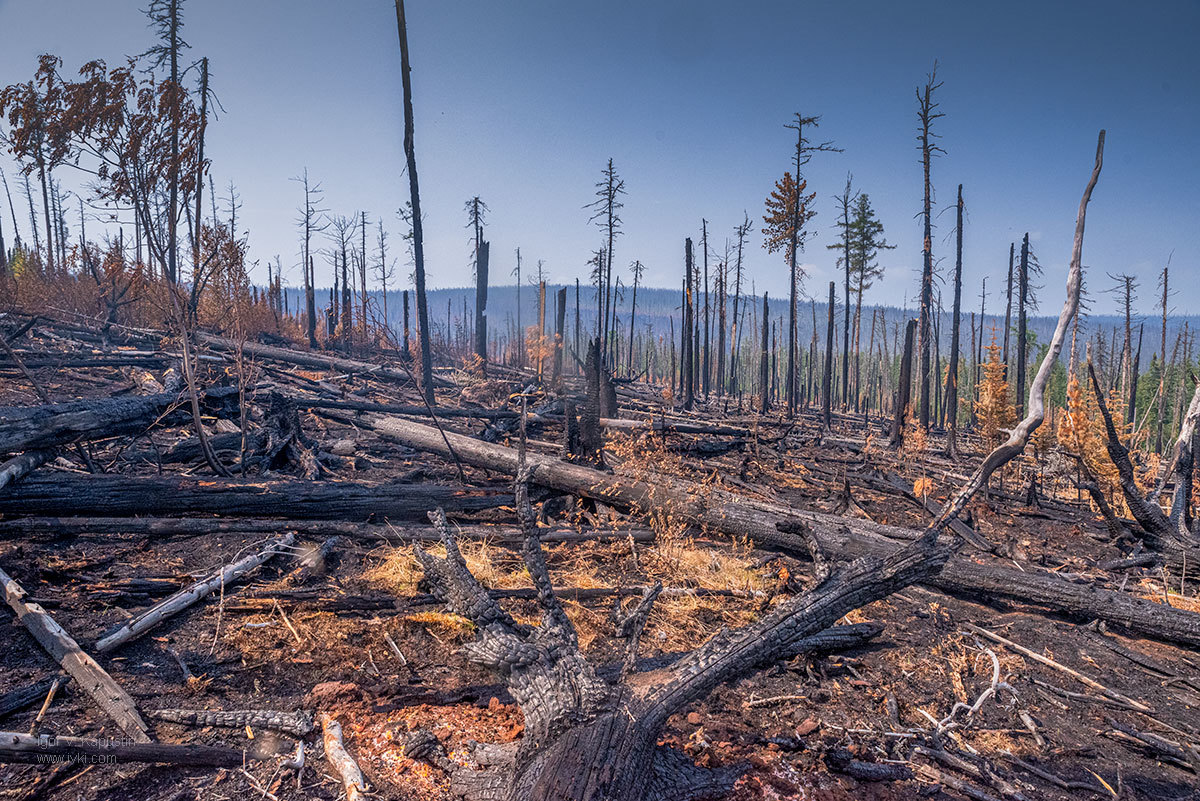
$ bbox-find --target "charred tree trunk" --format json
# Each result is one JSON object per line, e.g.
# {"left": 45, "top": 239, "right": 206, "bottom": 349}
{"left": 1127, "top": 322, "right": 1143, "bottom": 427}
{"left": 395, "top": 0, "right": 435, "bottom": 404}
{"left": 0, "top": 474, "right": 510, "bottom": 521}
{"left": 758, "top": 292, "right": 770, "bottom": 412}
{"left": 475, "top": 240, "right": 490, "bottom": 372}
{"left": 1015, "top": 232, "right": 1030, "bottom": 417}
{"left": 552, "top": 287, "right": 567, "bottom": 387}
{"left": 681, "top": 239, "right": 695, "bottom": 411}
{"left": 945, "top": 184, "right": 964, "bottom": 457}
{"left": 890, "top": 319, "right": 916, "bottom": 448}
{"left": 822, "top": 281, "right": 835, "bottom": 431}
{"left": 1002, "top": 243, "right": 1014, "bottom": 376}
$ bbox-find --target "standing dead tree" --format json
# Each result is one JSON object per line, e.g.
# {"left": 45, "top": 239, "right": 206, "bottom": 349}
{"left": 466, "top": 196, "right": 490, "bottom": 370}
{"left": 406, "top": 462, "right": 945, "bottom": 801}
{"left": 829, "top": 174, "right": 857, "bottom": 408}
{"left": 395, "top": 0, "right": 434, "bottom": 404}
{"left": 932, "top": 130, "right": 1105, "bottom": 533}
{"left": 945, "top": 184, "right": 964, "bottom": 457}
{"left": 916, "top": 64, "right": 945, "bottom": 430}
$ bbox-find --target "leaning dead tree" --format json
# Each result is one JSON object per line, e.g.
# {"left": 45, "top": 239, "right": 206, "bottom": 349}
{"left": 407, "top": 460, "right": 946, "bottom": 801}
{"left": 931, "top": 130, "right": 1105, "bottom": 533}
{"left": 1088, "top": 359, "right": 1200, "bottom": 568}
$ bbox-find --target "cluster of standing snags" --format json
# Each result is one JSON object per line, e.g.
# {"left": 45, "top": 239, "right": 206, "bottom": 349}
{"left": 404, "top": 439, "right": 947, "bottom": 801}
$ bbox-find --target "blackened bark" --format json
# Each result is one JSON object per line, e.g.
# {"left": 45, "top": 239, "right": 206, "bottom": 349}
{"left": 890, "top": 319, "right": 916, "bottom": 448}
{"left": 475, "top": 240, "right": 490, "bottom": 370}
{"left": 1016, "top": 233, "right": 1030, "bottom": 416}
{"left": 822, "top": 281, "right": 835, "bottom": 431}
{"left": 395, "top": 0, "right": 435, "bottom": 404}
{"left": 758, "top": 292, "right": 770, "bottom": 412}
{"left": 945, "top": 184, "right": 964, "bottom": 456}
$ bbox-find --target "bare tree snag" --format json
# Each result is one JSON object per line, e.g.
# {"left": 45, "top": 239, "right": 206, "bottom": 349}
{"left": 822, "top": 280, "right": 835, "bottom": 431}
{"left": 890, "top": 319, "right": 916, "bottom": 449}
{"left": 931, "top": 130, "right": 1105, "bottom": 534}
{"left": 758, "top": 292, "right": 770, "bottom": 412}
{"left": 95, "top": 534, "right": 296, "bottom": 652}
{"left": 0, "top": 566, "right": 150, "bottom": 742}
{"left": 945, "top": 184, "right": 964, "bottom": 458}
{"left": 321, "top": 712, "right": 367, "bottom": 801}
{"left": 395, "top": 0, "right": 434, "bottom": 404}
{"left": 407, "top": 470, "right": 946, "bottom": 801}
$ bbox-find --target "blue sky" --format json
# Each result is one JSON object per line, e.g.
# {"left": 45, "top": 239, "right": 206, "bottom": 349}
{"left": 0, "top": 0, "right": 1196, "bottom": 318}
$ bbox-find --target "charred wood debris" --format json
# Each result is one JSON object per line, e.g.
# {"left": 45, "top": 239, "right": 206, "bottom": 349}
{"left": 1, "top": 303, "right": 1200, "bottom": 801}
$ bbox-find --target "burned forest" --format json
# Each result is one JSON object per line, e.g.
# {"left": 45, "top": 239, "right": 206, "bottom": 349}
{"left": 1, "top": 2, "right": 1199, "bottom": 801}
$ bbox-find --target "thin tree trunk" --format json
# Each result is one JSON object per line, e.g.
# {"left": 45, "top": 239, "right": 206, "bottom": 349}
{"left": 823, "top": 281, "right": 835, "bottom": 431}
{"left": 945, "top": 184, "right": 964, "bottom": 455}
{"left": 395, "top": 0, "right": 434, "bottom": 404}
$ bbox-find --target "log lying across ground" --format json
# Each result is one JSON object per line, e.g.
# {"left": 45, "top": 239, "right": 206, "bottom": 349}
{"left": 194, "top": 331, "right": 452, "bottom": 388}
{"left": 0, "top": 516, "right": 655, "bottom": 545}
{"left": 94, "top": 534, "right": 296, "bottom": 653}
{"left": 0, "top": 390, "right": 189, "bottom": 453}
{"left": 0, "top": 566, "right": 149, "bottom": 742}
{"left": 370, "top": 415, "right": 1200, "bottom": 648}
{"left": 0, "top": 731, "right": 262, "bottom": 766}
{"left": 0, "top": 474, "right": 511, "bottom": 522}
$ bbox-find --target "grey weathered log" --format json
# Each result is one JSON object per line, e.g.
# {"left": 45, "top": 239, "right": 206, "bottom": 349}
{"left": 0, "top": 474, "right": 510, "bottom": 521}
{"left": 148, "top": 707, "right": 314, "bottom": 737}
{"left": 320, "top": 712, "right": 366, "bottom": 801}
{"left": 370, "top": 415, "right": 1200, "bottom": 648}
{"left": 0, "top": 566, "right": 149, "bottom": 742}
{"left": 0, "top": 730, "right": 262, "bottom": 766}
{"left": 94, "top": 534, "right": 296, "bottom": 652}
{"left": 0, "top": 449, "right": 53, "bottom": 491}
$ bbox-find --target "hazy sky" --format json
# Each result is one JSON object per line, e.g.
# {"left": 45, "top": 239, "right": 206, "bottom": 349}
{"left": 0, "top": 0, "right": 1197, "bottom": 318}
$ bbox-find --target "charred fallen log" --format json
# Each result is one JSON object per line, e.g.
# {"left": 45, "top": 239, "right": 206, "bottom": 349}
{"left": 0, "top": 730, "right": 268, "bottom": 766}
{"left": 369, "top": 416, "right": 1200, "bottom": 647}
{"left": 0, "top": 474, "right": 510, "bottom": 522}
{"left": 0, "top": 384, "right": 240, "bottom": 454}
{"left": 0, "top": 516, "right": 655, "bottom": 545}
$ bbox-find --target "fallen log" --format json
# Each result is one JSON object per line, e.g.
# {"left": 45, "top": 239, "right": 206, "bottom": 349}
{"left": 320, "top": 713, "right": 366, "bottom": 801}
{"left": 0, "top": 515, "right": 655, "bottom": 545}
{"left": 0, "top": 677, "right": 69, "bottom": 721}
{"left": 0, "top": 730, "right": 262, "bottom": 766}
{"left": 0, "top": 566, "right": 149, "bottom": 742}
{"left": 296, "top": 398, "right": 519, "bottom": 419}
{"left": 0, "top": 449, "right": 53, "bottom": 491}
{"left": 94, "top": 534, "right": 296, "bottom": 653}
{"left": 370, "top": 415, "right": 1200, "bottom": 648}
{"left": 194, "top": 330, "right": 452, "bottom": 388}
{"left": 0, "top": 474, "right": 511, "bottom": 522}
{"left": 148, "top": 708, "right": 314, "bottom": 737}
{"left": 0, "top": 383, "right": 241, "bottom": 455}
